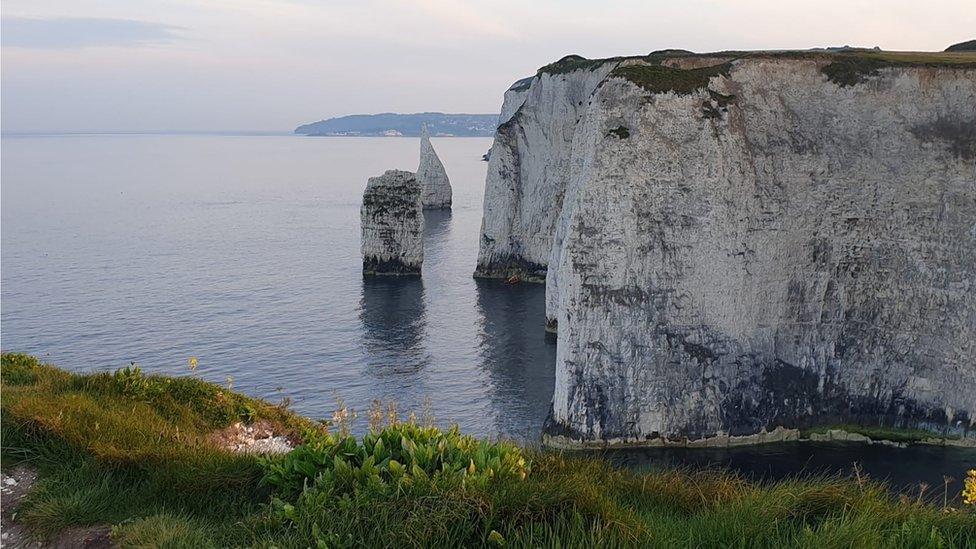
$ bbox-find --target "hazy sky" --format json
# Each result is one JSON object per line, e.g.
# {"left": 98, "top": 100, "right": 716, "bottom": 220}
{"left": 2, "top": 0, "right": 973, "bottom": 132}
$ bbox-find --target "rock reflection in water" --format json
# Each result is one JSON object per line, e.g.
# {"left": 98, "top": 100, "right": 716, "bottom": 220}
{"left": 475, "top": 278, "right": 556, "bottom": 443}
{"left": 423, "top": 209, "right": 452, "bottom": 242}
{"left": 359, "top": 276, "right": 430, "bottom": 376}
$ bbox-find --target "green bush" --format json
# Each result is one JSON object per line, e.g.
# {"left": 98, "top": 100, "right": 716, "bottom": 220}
{"left": 257, "top": 423, "right": 535, "bottom": 547}
{"left": 260, "top": 423, "right": 530, "bottom": 499}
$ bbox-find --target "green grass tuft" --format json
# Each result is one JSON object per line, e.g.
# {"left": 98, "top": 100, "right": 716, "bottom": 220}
{"left": 607, "top": 126, "right": 630, "bottom": 139}
{"left": 820, "top": 55, "right": 892, "bottom": 86}
{"left": 610, "top": 63, "right": 732, "bottom": 95}
{"left": 537, "top": 54, "right": 618, "bottom": 76}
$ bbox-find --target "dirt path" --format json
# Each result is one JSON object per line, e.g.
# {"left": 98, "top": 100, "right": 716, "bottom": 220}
{"left": 1, "top": 465, "right": 113, "bottom": 549}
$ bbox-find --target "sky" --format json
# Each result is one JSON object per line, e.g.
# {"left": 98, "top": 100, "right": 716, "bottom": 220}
{"left": 2, "top": 0, "right": 973, "bottom": 133}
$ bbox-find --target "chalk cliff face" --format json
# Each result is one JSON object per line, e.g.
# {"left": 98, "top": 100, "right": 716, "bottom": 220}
{"left": 476, "top": 58, "right": 618, "bottom": 282}
{"left": 498, "top": 77, "right": 532, "bottom": 125}
{"left": 478, "top": 51, "right": 976, "bottom": 445}
{"left": 361, "top": 169, "right": 424, "bottom": 275}
{"left": 417, "top": 125, "right": 452, "bottom": 210}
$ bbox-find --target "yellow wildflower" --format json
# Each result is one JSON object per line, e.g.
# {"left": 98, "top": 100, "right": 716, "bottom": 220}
{"left": 964, "top": 469, "right": 976, "bottom": 506}
{"left": 487, "top": 530, "right": 505, "bottom": 546}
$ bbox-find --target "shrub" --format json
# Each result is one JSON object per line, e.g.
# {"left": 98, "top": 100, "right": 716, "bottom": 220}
{"left": 260, "top": 423, "right": 530, "bottom": 499}
{"left": 611, "top": 62, "right": 732, "bottom": 95}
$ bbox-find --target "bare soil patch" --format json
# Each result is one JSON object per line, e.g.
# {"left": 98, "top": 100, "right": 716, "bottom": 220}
{"left": 1, "top": 465, "right": 112, "bottom": 549}
{"left": 208, "top": 419, "right": 298, "bottom": 455}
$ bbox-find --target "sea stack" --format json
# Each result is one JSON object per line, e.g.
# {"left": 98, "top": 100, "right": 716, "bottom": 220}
{"left": 361, "top": 169, "right": 424, "bottom": 275}
{"left": 417, "top": 124, "right": 452, "bottom": 209}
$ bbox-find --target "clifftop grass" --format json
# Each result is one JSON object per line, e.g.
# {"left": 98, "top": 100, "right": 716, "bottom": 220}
{"left": 2, "top": 353, "right": 310, "bottom": 467}
{"left": 611, "top": 63, "right": 732, "bottom": 95}
{"left": 536, "top": 54, "right": 618, "bottom": 75}
{"left": 535, "top": 50, "right": 976, "bottom": 92}
{"left": 816, "top": 51, "right": 976, "bottom": 86}
{"left": 3, "top": 353, "right": 975, "bottom": 547}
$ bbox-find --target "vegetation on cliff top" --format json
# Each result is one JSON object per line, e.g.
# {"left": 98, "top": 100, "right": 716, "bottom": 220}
{"left": 610, "top": 63, "right": 733, "bottom": 95}
{"left": 3, "top": 353, "right": 975, "bottom": 547}
{"left": 945, "top": 40, "right": 976, "bottom": 52}
{"left": 535, "top": 50, "right": 976, "bottom": 92}
{"left": 816, "top": 51, "right": 976, "bottom": 86}
{"left": 536, "top": 54, "right": 618, "bottom": 75}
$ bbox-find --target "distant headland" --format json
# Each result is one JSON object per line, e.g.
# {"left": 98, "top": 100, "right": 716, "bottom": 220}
{"left": 294, "top": 112, "right": 498, "bottom": 137}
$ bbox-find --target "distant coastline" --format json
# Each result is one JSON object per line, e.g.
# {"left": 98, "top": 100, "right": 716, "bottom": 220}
{"left": 295, "top": 112, "right": 498, "bottom": 137}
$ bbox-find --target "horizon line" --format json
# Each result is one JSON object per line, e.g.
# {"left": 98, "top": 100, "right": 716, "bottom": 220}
{"left": 0, "top": 129, "right": 294, "bottom": 137}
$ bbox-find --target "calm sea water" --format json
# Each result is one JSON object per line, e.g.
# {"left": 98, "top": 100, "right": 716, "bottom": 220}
{"left": 2, "top": 134, "right": 973, "bottom": 495}
{"left": 1, "top": 134, "right": 554, "bottom": 442}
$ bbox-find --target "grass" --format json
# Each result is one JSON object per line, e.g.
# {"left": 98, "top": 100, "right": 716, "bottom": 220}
{"left": 536, "top": 54, "right": 618, "bottom": 75}
{"left": 819, "top": 51, "right": 976, "bottom": 86}
{"left": 611, "top": 63, "right": 732, "bottom": 95}
{"left": 3, "top": 353, "right": 975, "bottom": 547}
{"left": 849, "top": 50, "right": 976, "bottom": 65}
{"left": 534, "top": 49, "right": 976, "bottom": 91}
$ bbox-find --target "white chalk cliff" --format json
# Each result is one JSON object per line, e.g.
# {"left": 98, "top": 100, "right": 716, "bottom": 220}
{"left": 417, "top": 125, "right": 452, "bottom": 209}
{"left": 476, "top": 56, "right": 617, "bottom": 284}
{"left": 361, "top": 169, "right": 424, "bottom": 275}
{"left": 498, "top": 77, "right": 532, "bottom": 126}
{"left": 477, "top": 51, "right": 976, "bottom": 445}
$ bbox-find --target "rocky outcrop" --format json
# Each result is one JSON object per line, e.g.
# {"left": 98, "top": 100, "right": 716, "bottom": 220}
{"left": 361, "top": 169, "right": 424, "bottom": 275}
{"left": 417, "top": 125, "right": 452, "bottom": 209}
{"left": 478, "top": 51, "right": 976, "bottom": 446}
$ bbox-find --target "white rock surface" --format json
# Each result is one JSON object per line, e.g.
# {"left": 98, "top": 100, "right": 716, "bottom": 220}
{"left": 235, "top": 435, "right": 294, "bottom": 454}
{"left": 475, "top": 60, "right": 618, "bottom": 283}
{"left": 361, "top": 169, "right": 424, "bottom": 275}
{"left": 498, "top": 77, "right": 532, "bottom": 125}
{"left": 417, "top": 125, "right": 452, "bottom": 209}
{"left": 478, "top": 53, "right": 976, "bottom": 446}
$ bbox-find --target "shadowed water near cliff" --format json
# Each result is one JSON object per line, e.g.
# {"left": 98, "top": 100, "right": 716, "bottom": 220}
{"left": 1, "top": 134, "right": 972, "bottom": 492}
{"left": 601, "top": 442, "right": 976, "bottom": 500}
